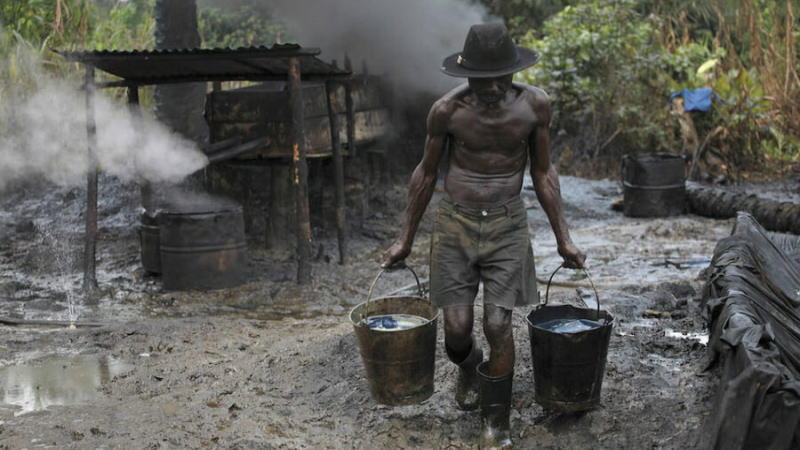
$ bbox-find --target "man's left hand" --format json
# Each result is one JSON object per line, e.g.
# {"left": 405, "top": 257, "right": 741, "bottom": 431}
{"left": 558, "top": 242, "right": 586, "bottom": 269}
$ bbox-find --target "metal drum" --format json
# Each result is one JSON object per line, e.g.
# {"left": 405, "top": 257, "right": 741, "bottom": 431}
{"left": 622, "top": 153, "right": 686, "bottom": 217}
{"left": 138, "top": 210, "right": 161, "bottom": 274}
{"left": 349, "top": 266, "right": 439, "bottom": 406}
{"left": 159, "top": 203, "right": 247, "bottom": 291}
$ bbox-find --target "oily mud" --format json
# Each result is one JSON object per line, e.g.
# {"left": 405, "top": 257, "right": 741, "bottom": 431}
{"left": 0, "top": 174, "right": 728, "bottom": 448}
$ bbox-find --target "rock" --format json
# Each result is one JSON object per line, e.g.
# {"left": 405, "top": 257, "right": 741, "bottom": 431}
{"left": 652, "top": 291, "right": 679, "bottom": 311}
{"left": 643, "top": 309, "right": 672, "bottom": 319}
{"left": 14, "top": 219, "right": 35, "bottom": 234}
{"left": 661, "top": 282, "right": 697, "bottom": 300}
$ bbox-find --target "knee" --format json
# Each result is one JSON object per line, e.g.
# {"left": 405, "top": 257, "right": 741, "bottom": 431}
{"left": 444, "top": 308, "right": 473, "bottom": 344}
{"left": 483, "top": 307, "right": 513, "bottom": 345}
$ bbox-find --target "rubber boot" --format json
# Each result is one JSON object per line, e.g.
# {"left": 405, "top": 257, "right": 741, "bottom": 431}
{"left": 477, "top": 361, "right": 513, "bottom": 450}
{"left": 446, "top": 340, "right": 483, "bottom": 410}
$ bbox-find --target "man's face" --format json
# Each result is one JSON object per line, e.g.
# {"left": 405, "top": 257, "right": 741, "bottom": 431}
{"left": 468, "top": 74, "right": 513, "bottom": 105}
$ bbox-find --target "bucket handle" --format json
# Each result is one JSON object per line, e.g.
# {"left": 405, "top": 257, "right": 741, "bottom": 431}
{"left": 620, "top": 154, "right": 632, "bottom": 186}
{"left": 364, "top": 263, "right": 424, "bottom": 320}
{"left": 543, "top": 264, "right": 602, "bottom": 321}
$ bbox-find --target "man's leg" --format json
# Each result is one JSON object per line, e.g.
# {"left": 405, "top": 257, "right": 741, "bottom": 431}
{"left": 478, "top": 303, "right": 514, "bottom": 449}
{"left": 483, "top": 304, "right": 514, "bottom": 376}
{"left": 444, "top": 305, "right": 483, "bottom": 410}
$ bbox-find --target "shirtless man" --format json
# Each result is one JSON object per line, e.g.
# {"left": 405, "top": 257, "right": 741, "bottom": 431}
{"left": 381, "top": 24, "right": 585, "bottom": 449}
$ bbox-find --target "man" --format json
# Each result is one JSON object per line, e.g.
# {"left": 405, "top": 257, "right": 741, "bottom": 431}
{"left": 380, "top": 23, "right": 585, "bottom": 449}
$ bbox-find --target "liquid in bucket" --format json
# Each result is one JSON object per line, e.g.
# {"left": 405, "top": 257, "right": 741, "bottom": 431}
{"left": 535, "top": 318, "right": 602, "bottom": 334}
{"left": 362, "top": 314, "right": 428, "bottom": 331}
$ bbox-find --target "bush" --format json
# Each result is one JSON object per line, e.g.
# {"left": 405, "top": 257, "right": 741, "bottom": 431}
{"left": 517, "top": 0, "right": 702, "bottom": 158}
{"left": 515, "top": 0, "right": 800, "bottom": 175}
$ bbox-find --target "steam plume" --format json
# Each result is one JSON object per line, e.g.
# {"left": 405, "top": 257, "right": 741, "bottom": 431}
{"left": 0, "top": 40, "right": 208, "bottom": 191}
{"left": 233, "top": 0, "right": 495, "bottom": 95}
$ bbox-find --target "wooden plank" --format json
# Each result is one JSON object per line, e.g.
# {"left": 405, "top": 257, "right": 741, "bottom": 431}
{"left": 207, "top": 80, "right": 384, "bottom": 122}
{"left": 208, "top": 109, "right": 390, "bottom": 159}
{"left": 289, "top": 57, "right": 312, "bottom": 284}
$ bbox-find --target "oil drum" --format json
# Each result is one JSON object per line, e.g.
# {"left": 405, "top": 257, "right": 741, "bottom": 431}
{"left": 622, "top": 153, "right": 686, "bottom": 217}
{"left": 159, "top": 203, "right": 247, "bottom": 291}
{"left": 138, "top": 210, "right": 161, "bottom": 274}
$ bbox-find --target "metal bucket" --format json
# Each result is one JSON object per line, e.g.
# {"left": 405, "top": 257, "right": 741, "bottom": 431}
{"left": 159, "top": 203, "right": 247, "bottom": 291}
{"left": 349, "top": 265, "right": 439, "bottom": 406}
{"left": 138, "top": 210, "right": 161, "bottom": 274}
{"left": 526, "top": 265, "right": 614, "bottom": 412}
{"left": 622, "top": 153, "right": 686, "bottom": 217}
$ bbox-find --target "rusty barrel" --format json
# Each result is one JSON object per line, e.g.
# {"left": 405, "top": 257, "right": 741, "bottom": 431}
{"left": 622, "top": 153, "right": 686, "bottom": 217}
{"left": 349, "top": 266, "right": 438, "bottom": 406}
{"left": 159, "top": 203, "right": 247, "bottom": 291}
{"left": 138, "top": 209, "right": 161, "bottom": 274}
{"left": 526, "top": 265, "right": 614, "bottom": 412}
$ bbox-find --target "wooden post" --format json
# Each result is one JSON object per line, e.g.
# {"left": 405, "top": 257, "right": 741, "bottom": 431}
{"left": 288, "top": 57, "right": 313, "bottom": 284}
{"left": 344, "top": 55, "right": 357, "bottom": 158}
{"left": 344, "top": 55, "right": 366, "bottom": 229}
{"left": 127, "top": 85, "right": 153, "bottom": 212}
{"left": 326, "top": 80, "right": 347, "bottom": 264}
{"left": 268, "top": 162, "right": 295, "bottom": 254}
{"left": 83, "top": 65, "right": 99, "bottom": 292}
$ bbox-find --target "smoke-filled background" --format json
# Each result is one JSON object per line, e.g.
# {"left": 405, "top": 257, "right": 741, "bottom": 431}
{"left": 206, "top": 0, "right": 497, "bottom": 95}
{"left": 0, "top": 36, "right": 208, "bottom": 192}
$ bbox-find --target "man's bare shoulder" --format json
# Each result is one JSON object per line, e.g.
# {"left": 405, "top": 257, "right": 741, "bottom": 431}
{"left": 432, "top": 83, "right": 469, "bottom": 113}
{"left": 427, "top": 83, "right": 469, "bottom": 131}
{"left": 514, "top": 82, "right": 549, "bottom": 108}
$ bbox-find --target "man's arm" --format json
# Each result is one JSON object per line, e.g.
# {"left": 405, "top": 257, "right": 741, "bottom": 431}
{"left": 380, "top": 100, "right": 449, "bottom": 268}
{"left": 529, "top": 94, "right": 586, "bottom": 269}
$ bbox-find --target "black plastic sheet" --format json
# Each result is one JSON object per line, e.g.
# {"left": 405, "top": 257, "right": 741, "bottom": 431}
{"left": 703, "top": 212, "right": 800, "bottom": 449}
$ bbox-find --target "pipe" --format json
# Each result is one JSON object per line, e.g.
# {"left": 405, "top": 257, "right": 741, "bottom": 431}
{"left": 205, "top": 137, "right": 267, "bottom": 164}
{"left": 0, "top": 318, "right": 104, "bottom": 328}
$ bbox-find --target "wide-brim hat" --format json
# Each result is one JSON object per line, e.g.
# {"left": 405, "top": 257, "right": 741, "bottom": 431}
{"left": 441, "top": 23, "right": 539, "bottom": 78}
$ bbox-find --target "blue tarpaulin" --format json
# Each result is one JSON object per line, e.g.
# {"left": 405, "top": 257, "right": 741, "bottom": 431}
{"left": 670, "top": 87, "right": 716, "bottom": 112}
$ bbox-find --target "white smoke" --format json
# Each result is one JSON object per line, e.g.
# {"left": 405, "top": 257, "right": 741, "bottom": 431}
{"left": 0, "top": 43, "right": 208, "bottom": 191}
{"left": 267, "top": 0, "right": 497, "bottom": 95}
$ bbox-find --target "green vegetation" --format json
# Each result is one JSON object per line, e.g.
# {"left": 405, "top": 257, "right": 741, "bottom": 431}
{"left": 198, "top": 4, "right": 284, "bottom": 49}
{"left": 1, "top": 0, "right": 154, "bottom": 104}
{"left": 515, "top": 0, "right": 800, "bottom": 176}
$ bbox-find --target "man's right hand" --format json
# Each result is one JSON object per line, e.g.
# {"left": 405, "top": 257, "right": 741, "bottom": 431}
{"left": 380, "top": 241, "right": 410, "bottom": 269}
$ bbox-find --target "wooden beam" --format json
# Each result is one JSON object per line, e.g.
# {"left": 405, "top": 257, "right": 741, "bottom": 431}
{"left": 326, "top": 81, "right": 348, "bottom": 264}
{"left": 83, "top": 65, "right": 99, "bottom": 292}
{"left": 95, "top": 73, "right": 351, "bottom": 88}
{"left": 289, "top": 56, "right": 313, "bottom": 284}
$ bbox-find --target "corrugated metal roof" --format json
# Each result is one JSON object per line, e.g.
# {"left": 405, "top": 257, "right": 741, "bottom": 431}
{"left": 56, "top": 44, "right": 351, "bottom": 85}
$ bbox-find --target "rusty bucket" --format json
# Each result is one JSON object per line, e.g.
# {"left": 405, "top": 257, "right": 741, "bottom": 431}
{"left": 526, "top": 265, "right": 614, "bottom": 412}
{"left": 349, "top": 265, "right": 439, "bottom": 406}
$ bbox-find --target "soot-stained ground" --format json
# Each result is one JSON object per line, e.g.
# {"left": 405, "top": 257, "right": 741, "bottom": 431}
{"left": 0, "top": 173, "right": 761, "bottom": 449}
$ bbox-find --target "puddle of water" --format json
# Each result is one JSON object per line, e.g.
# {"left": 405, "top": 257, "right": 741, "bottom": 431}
{"left": 0, "top": 354, "right": 132, "bottom": 415}
{"left": 665, "top": 329, "right": 709, "bottom": 346}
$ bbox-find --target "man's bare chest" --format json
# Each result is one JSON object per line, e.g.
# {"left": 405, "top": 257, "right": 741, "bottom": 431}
{"left": 448, "top": 106, "right": 538, "bottom": 153}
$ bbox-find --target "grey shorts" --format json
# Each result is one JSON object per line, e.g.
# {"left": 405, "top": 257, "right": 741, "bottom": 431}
{"left": 429, "top": 196, "right": 539, "bottom": 310}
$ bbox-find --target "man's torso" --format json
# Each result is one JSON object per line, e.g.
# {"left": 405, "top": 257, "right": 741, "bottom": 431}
{"left": 438, "top": 83, "right": 547, "bottom": 209}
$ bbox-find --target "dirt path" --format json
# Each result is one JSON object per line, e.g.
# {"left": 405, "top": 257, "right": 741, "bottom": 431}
{"left": 0, "top": 174, "right": 743, "bottom": 449}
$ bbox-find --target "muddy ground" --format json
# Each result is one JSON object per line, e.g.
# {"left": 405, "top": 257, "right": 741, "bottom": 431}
{"left": 3, "top": 173, "right": 791, "bottom": 449}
